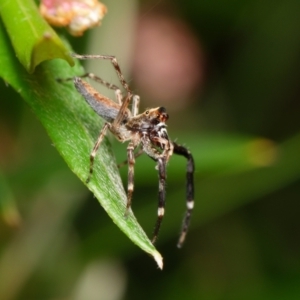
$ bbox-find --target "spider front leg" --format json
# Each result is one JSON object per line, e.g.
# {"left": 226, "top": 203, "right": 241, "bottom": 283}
{"left": 71, "top": 53, "right": 132, "bottom": 94}
{"left": 76, "top": 73, "right": 121, "bottom": 94}
{"left": 173, "top": 142, "right": 195, "bottom": 248}
{"left": 86, "top": 122, "right": 111, "bottom": 183}
{"left": 78, "top": 73, "right": 125, "bottom": 106}
{"left": 152, "top": 157, "right": 167, "bottom": 244}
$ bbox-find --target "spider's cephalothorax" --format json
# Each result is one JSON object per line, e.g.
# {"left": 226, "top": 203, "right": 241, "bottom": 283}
{"left": 127, "top": 107, "right": 173, "bottom": 161}
{"left": 60, "top": 53, "right": 195, "bottom": 248}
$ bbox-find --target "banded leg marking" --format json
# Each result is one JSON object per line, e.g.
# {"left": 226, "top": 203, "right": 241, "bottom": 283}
{"left": 125, "top": 142, "right": 135, "bottom": 216}
{"left": 152, "top": 158, "right": 167, "bottom": 244}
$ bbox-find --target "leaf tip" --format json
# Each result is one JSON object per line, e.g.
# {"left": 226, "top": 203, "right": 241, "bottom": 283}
{"left": 153, "top": 251, "right": 163, "bottom": 270}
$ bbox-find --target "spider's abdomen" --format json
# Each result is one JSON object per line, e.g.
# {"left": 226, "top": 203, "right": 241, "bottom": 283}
{"left": 74, "top": 77, "right": 131, "bottom": 123}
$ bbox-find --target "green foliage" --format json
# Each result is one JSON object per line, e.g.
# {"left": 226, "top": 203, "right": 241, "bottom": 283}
{"left": 0, "top": 0, "right": 73, "bottom": 72}
{"left": 0, "top": 10, "right": 162, "bottom": 270}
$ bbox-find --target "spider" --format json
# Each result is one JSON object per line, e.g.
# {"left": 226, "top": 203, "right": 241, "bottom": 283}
{"left": 61, "top": 53, "right": 195, "bottom": 248}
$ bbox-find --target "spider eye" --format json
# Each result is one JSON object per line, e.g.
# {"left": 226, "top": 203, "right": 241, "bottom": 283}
{"left": 145, "top": 110, "right": 149, "bottom": 115}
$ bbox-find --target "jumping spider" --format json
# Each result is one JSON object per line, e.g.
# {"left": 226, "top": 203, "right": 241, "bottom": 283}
{"left": 61, "top": 53, "right": 195, "bottom": 248}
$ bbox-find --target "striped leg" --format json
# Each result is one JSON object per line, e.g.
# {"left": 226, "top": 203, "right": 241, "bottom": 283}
{"left": 151, "top": 157, "right": 167, "bottom": 244}
{"left": 71, "top": 53, "right": 132, "bottom": 94}
{"left": 86, "top": 122, "right": 110, "bottom": 183}
{"left": 77, "top": 73, "right": 121, "bottom": 92}
{"left": 77, "top": 73, "right": 139, "bottom": 113}
{"left": 173, "top": 142, "right": 195, "bottom": 248}
{"left": 125, "top": 141, "right": 135, "bottom": 216}
{"left": 57, "top": 73, "right": 124, "bottom": 105}
{"left": 57, "top": 73, "right": 119, "bottom": 91}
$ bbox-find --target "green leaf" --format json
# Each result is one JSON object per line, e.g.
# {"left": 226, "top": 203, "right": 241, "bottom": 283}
{"left": 0, "top": 0, "right": 73, "bottom": 73}
{"left": 0, "top": 21, "right": 163, "bottom": 269}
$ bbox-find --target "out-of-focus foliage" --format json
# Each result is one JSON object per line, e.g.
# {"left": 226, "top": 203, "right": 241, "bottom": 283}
{"left": 0, "top": 0, "right": 300, "bottom": 299}
{"left": 0, "top": 0, "right": 73, "bottom": 72}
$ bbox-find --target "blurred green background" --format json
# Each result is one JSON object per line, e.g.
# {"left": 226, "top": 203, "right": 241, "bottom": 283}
{"left": 1, "top": 0, "right": 300, "bottom": 299}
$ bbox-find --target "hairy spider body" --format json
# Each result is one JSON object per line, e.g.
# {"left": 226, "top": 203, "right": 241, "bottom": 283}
{"left": 61, "top": 53, "right": 195, "bottom": 248}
